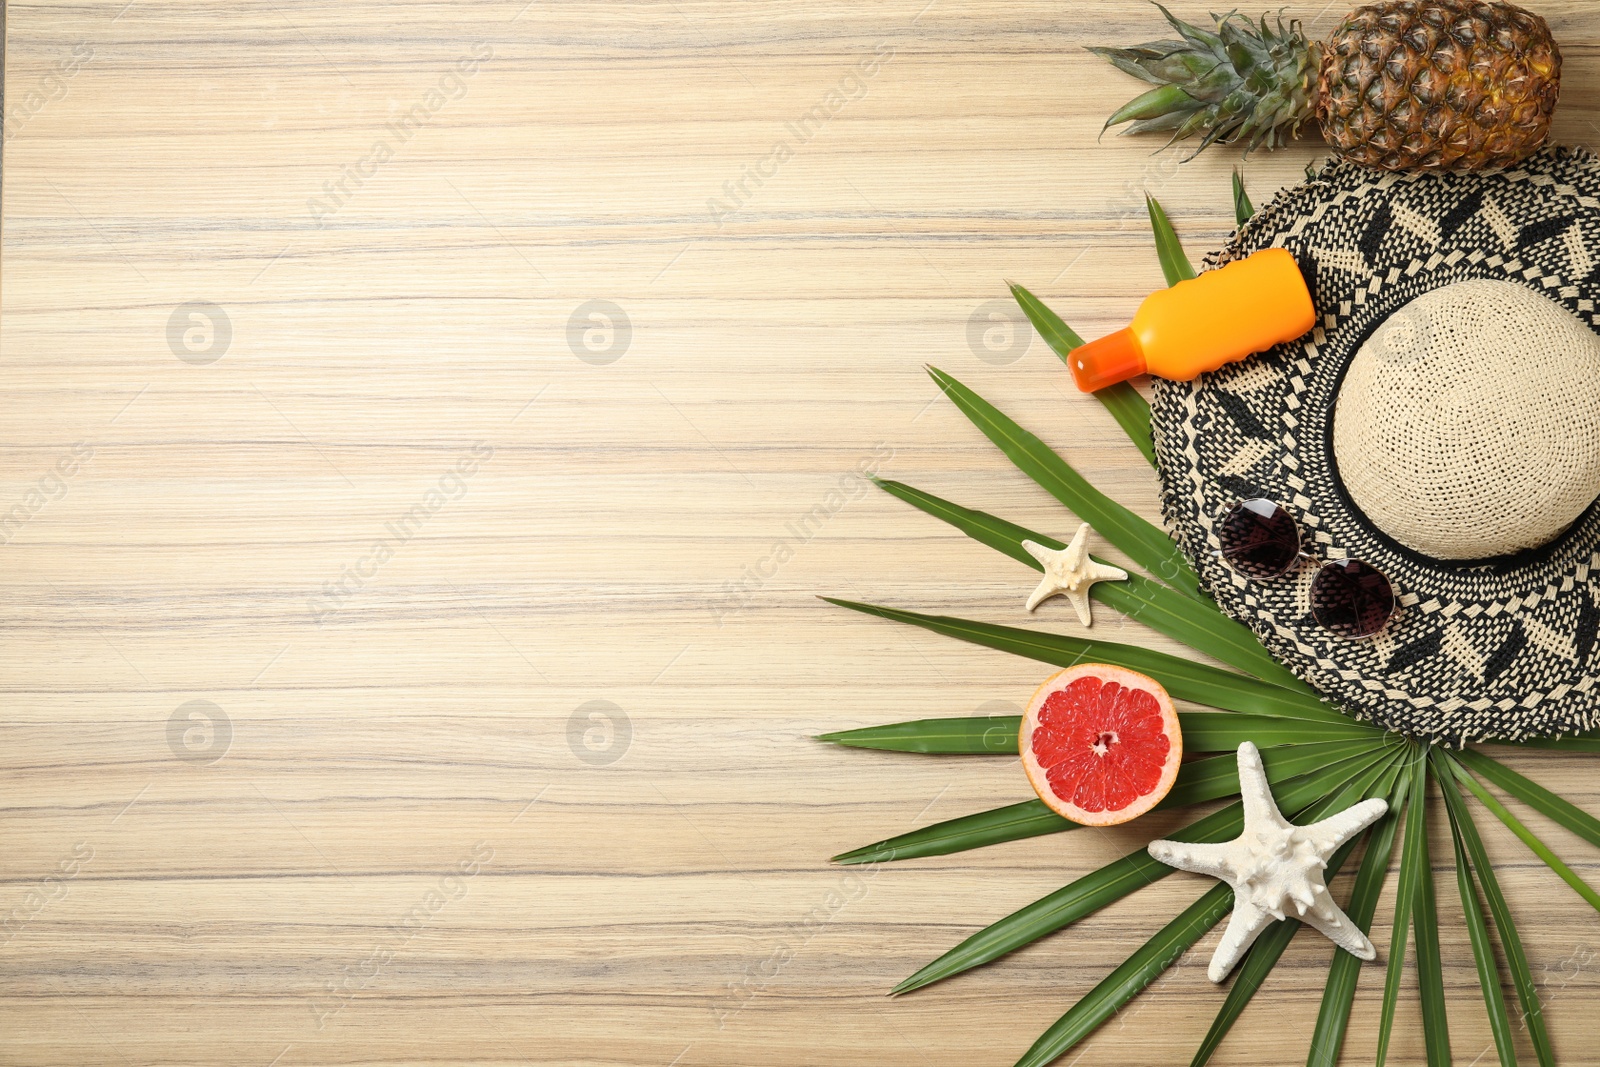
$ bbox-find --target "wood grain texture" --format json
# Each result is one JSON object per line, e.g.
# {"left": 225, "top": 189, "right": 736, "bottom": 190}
{"left": 4, "top": 1, "right": 1600, "bottom": 1064}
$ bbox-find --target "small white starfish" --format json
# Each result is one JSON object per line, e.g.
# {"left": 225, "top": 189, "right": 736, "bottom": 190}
{"left": 1021, "top": 524, "right": 1128, "bottom": 626}
{"left": 1147, "top": 742, "right": 1388, "bottom": 984}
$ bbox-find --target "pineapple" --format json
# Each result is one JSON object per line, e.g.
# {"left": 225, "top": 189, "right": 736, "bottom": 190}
{"left": 1091, "top": 1, "right": 1561, "bottom": 171}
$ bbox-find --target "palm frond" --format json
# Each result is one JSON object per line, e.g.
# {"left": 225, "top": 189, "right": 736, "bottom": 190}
{"left": 1437, "top": 753, "right": 1517, "bottom": 1067}
{"left": 1376, "top": 749, "right": 1428, "bottom": 1067}
{"left": 1015, "top": 884, "right": 1235, "bottom": 1067}
{"left": 1456, "top": 748, "right": 1600, "bottom": 848}
{"left": 1005, "top": 283, "right": 1159, "bottom": 468}
{"left": 819, "top": 711, "right": 1378, "bottom": 756}
{"left": 894, "top": 748, "right": 1395, "bottom": 996}
{"left": 833, "top": 741, "right": 1392, "bottom": 865}
{"left": 1409, "top": 755, "right": 1452, "bottom": 1066}
{"left": 1307, "top": 757, "right": 1412, "bottom": 1067}
{"left": 1147, "top": 194, "right": 1198, "bottom": 283}
{"left": 833, "top": 797, "right": 1061, "bottom": 865}
{"left": 1179, "top": 712, "right": 1384, "bottom": 750}
{"left": 1448, "top": 757, "right": 1600, "bottom": 914}
{"left": 925, "top": 367, "right": 1205, "bottom": 599}
{"left": 867, "top": 477, "right": 1312, "bottom": 691}
{"left": 819, "top": 714, "right": 1020, "bottom": 755}
{"left": 1436, "top": 754, "right": 1554, "bottom": 1066}
{"left": 1008, "top": 280, "right": 1086, "bottom": 354}
{"left": 822, "top": 597, "right": 1347, "bottom": 722}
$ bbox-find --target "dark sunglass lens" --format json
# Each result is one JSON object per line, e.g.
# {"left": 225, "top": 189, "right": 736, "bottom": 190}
{"left": 1219, "top": 499, "right": 1301, "bottom": 578}
{"left": 1310, "top": 559, "right": 1395, "bottom": 639}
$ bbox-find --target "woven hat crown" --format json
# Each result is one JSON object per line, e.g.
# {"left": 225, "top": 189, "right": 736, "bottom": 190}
{"left": 1333, "top": 278, "right": 1600, "bottom": 560}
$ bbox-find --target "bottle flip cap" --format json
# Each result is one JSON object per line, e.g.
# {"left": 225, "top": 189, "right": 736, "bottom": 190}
{"left": 1070, "top": 328, "right": 1146, "bottom": 392}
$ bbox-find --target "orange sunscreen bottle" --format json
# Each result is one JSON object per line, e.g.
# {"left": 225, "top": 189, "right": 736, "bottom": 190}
{"left": 1068, "top": 247, "right": 1316, "bottom": 392}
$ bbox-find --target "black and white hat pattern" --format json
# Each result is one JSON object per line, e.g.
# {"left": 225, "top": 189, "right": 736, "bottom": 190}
{"left": 1153, "top": 147, "right": 1600, "bottom": 745}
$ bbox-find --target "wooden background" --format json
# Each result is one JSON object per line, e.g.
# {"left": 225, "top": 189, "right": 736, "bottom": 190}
{"left": 5, "top": 1, "right": 1600, "bottom": 1064}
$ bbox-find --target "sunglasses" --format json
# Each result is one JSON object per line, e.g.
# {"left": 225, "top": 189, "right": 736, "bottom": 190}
{"left": 1218, "top": 499, "right": 1396, "bottom": 639}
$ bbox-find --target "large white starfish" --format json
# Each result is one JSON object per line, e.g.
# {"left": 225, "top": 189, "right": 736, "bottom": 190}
{"left": 1021, "top": 524, "right": 1127, "bottom": 626}
{"left": 1147, "top": 742, "right": 1388, "bottom": 983}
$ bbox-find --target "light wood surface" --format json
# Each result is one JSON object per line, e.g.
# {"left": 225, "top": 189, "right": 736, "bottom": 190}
{"left": 6, "top": 2, "right": 1600, "bottom": 1064}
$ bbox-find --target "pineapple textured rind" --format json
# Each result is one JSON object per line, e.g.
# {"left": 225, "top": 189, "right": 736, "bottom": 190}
{"left": 1320, "top": 0, "right": 1561, "bottom": 171}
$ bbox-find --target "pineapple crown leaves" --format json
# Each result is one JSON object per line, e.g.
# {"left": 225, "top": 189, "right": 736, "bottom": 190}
{"left": 1088, "top": 4, "right": 1320, "bottom": 157}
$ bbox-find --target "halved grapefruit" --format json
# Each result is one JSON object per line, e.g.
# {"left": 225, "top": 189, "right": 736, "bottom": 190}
{"left": 1020, "top": 664, "right": 1182, "bottom": 826}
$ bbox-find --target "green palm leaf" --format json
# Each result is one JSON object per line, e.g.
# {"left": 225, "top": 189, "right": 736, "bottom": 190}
{"left": 1097, "top": 382, "right": 1158, "bottom": 466}
{"left": 1148, "top": 194, "right": 1198, "bottom": 284}
{"left": 818, "top": 715, "right": 1020, "bottom": 755}
{"left": 1449, "top": 758, "right": 1600, "bottom": 914}
{"left": 1180, "top": 712, "right": 1383, "bottom": 750}
{"left": 894, "top": 747, "right": 1393, "bottom": 995}
{"left": 823, "top": 597, "right": 1349, "bottom": 723}
{"left": 1376, "top": 750, "right": 1428, "bottom": 1067}
{"left": 832, "top": 740, "right": 1391, "bottom": 865}
{"left": 1436, "top": 755, "right": 1554, "bottom": 1067}
{"left": 834, "top": 797, "right": 1058, "bottom": 865}
{"left": 1307, "top": 760, "right": 1411, "bottom": 1067}
{"left": 1008, "top": 281, "right": 1086, "bottom": 355}
{"left": 1190, "top": 913, "right": 1298, "bottom": 1067}
{"left": 820, "top": 712, "right": 1378, "bottom": 756}
{"left": 925, "top": 367, "right": 1205, "bottom": 599}
{"left": 1451, "top": 835, "right": 1516, "bottom": 1066}
{"left": 1233, "top": 170, "right": 1254, "bottom": 225}
{"left": 1438, "top": 759, "right": 1517, "bottom": 1067}
{"left": 868, "top": 477, "right": 1313, "bottom": 692}
{"left": 1015, "top": 883, "right": 1236, "bottom": 1067}
{"left": 1455, "top": 748, "right": 1600, "bottom": 848}
{"left": 1008, "top": 280, "right": 1157, "bottom": 466}
{"left": 1410, "top": 759, "right": 1452, "bottom": 1066}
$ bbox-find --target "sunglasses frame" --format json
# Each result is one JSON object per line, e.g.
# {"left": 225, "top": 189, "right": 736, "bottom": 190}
{"left": 1217, "top": 498, "right": 1398, "bottom": 639}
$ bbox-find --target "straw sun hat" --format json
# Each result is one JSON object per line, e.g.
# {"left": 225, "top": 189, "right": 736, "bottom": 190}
{"left": 1153, "top": 148, "right": 1600, "bottom": 745}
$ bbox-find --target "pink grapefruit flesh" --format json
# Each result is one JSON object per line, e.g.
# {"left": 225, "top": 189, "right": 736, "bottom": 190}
{"left": 1019, "top": 664, "right": 1182, "bottom": 827}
